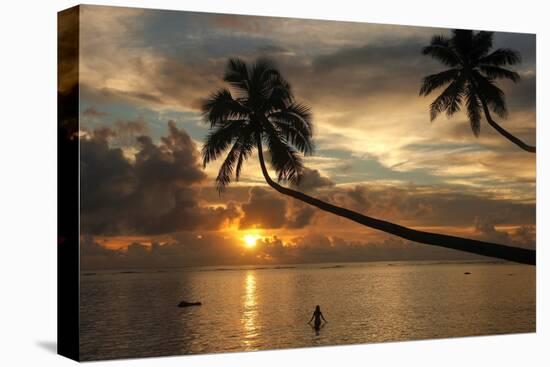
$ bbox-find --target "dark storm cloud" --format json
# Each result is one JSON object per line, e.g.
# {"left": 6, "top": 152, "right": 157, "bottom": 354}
{"left": 239, "top": 187, "right": 316, "bottom": 229}
{"left": 80, "top": 121, "right": 238, "bottom": 235}
{"left": 286, "top": 203, "right": 316, "bottom": 229}
{"left": 506, "top": 74, "right": 536, "bottom": 111}
{"left": 312, "top": 41, "right": 427, "bottom": 73}
{"left": 292, "top": 167, "right": 334, "bottom": 191}
{"left": 331, "top": 183, "right": 535, "bottom": 229}
{"left": 239, "top": 187, "right": 287, "bottom": 229}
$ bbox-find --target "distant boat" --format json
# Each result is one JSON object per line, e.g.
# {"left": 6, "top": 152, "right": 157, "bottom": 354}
{"left": 177, "top": 301, "right": 202, "bottom": 308}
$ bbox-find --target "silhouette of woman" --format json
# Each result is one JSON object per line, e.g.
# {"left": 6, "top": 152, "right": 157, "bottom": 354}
{"left": 308, "top": 305, "right": 327, "bottom": 330}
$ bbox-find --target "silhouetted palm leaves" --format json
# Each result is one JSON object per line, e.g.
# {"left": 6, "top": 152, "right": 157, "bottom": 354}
{"left": 420, "top": 29, "right": 535, "bottom": 153}
{"left": 202, "top": 58, "right": 313, "bottom": 192}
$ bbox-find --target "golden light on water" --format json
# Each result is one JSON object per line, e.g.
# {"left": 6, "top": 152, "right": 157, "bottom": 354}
{"left": 241, "top": 271, "right": 258, "bottom": 349}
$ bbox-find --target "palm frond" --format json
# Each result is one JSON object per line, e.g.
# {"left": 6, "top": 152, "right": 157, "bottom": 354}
{"left": 478, "top": 65, "right": 520, "bottom": 83}
{"left": 262, "top": 124, "right": 303, "bottom": 184}
{"left": 478, "top": 48, "right": 521, "bottom": 67}
{"left": 268, "top": 103, "right": 313, "bottom": 155}
{"left": 248, "top": 58, "right": 278, "bottom": 101}
{"left": 235, "top": 134, "right": 255, "bottom": 181}
{"left": 203, "top": 57, "right": 314, "bottom": 191}
{"left": 419, "top": 69, "right": 460, "bottom": 96}
{"left": 202, "top": 120, "right": 247, "bottom": 166}
{"left": 272, "top": 120, "right": 314, "bottom": 156}
{"left": 223, "top": 58, "right": 250, "bottom": 94}
{"left": 465, "top": 83, "right": 482, "bottom": 136}
{"left": 201, "top": 88, "right": 249, "bottom": 127}
{"left": 471, "top": 31, "right": 494, "bottom": 60}
{"left": 429, "top": 77, "right": 465, "bottom": 121}
{"left": 473, "top": 71, "right": 508, "bottom": 118}
{"left": 264, "top": 72, "right": 293, "bottom": 111}
{"left": 250, "top": 58, "right": 277, "bottom": 84}
{"left": 215, "top": 141, "right": 242, "bottom": 193}
{"left": 422, "top": 35, "right": 460, "bottom": 66}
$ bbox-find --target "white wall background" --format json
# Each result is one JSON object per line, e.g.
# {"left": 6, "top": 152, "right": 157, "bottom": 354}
{"left": 0, "top": 0, "right": 547, "bottom": 366}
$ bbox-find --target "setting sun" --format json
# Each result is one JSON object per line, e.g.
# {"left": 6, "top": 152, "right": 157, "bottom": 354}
{"left": 243, "top": 234, "right": 261, "bottom": 248}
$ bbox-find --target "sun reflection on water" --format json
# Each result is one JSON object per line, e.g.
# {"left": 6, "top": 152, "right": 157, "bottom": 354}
{"left": 241, "top": 271, "right": 258, "bottom": 349}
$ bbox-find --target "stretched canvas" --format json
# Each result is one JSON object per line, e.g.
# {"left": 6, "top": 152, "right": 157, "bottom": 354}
{"left": 58, "top": 4, "right": 536, "bottom": 362}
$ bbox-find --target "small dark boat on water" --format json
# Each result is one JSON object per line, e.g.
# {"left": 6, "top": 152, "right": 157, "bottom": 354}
{"left": 177, "top": 301, "right": 202, "bottom": 308}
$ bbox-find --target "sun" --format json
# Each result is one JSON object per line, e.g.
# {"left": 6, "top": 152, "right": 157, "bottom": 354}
{"left": 242, "top": 234, "right": 261, "bottom": 248}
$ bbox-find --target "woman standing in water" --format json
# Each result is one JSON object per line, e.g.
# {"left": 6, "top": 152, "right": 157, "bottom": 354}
{"left": 308, "top": 305, "right": 327, "bottom": 330}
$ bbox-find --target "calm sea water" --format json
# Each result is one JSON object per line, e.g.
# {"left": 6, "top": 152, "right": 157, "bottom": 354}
{"left": 80, "top": 261, "right": 535, "bottom": 361}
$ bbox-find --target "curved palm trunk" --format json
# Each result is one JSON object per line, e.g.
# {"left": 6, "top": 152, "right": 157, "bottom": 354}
{"left": 256, "top": 140, "right": 535, "bottom": 265}
{"left": 480, "top": 101, "right": 536, "bottom": 153}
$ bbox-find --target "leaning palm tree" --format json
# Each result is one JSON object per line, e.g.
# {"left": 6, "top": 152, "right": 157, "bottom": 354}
{"left": 420, "top": 29, "right": 535, "bottom": 153}
{"left": 202, "top": 57, "right": 535, "bottom": 265}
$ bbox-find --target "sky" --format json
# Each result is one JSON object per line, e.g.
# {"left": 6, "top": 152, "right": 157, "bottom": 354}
{"left": 70, "top": 5, "right": 536, "bottom": 269}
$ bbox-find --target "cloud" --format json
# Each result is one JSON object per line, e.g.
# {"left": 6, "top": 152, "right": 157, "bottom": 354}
{"left": 293, "top": 167, "right": 334, "bottom": 191}
{"left": 81, "top": 235, "right": 117, "bottom": 258}
{"left": 474, "top": 215, "right": 535, "bottom": 249}
{"left": 312, "top": 41, "right": 428, "bottom": 76}
{"left": 256, "top": 45, "right": 295, "bottom": 56}
{"left": 285, "top": 204, "right": 316, "bottom": 229}
{"left": 81, "top": 121, "right": 238, "bottom": 235}
{"left": 113, "top": 118, "right": 149, "bottom": 146}
{"left": 506, "top": 73, "right": 536, "bottom": 111}
{"left": 82, "top": 106, "right": 108, "bottom": 118}
{"left": 330, "top": 182, "right": 535, "bottom": 229}
{"left": 474, "top": 215, "right": 512, "bottom": 244}
{"left": 82, "top": 232, "right": 270, "bottom": 269}
{"left": 346, "top": 185, "right": 373, "bottom": 210}
{"left": 239, "top": 187, "right": 287, "bottom": 229}
{"left": 274, "top": 234, "right": 481, "bottom": 264}
{"left": 81, "top": 117, "right": 150, "bottom": 149}
{"left": 80, "top": 231, "right": 491, "bottom": 270}
{"left": 79, "top": 5, "right": 224, "bottom": 111}
{"left": 239, "top": 187, "right": 316, "bottom": 229}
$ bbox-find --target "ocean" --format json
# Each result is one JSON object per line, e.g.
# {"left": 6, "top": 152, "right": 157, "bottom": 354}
{"left": 79, "top": 261, "right": 535, "bottom": 361}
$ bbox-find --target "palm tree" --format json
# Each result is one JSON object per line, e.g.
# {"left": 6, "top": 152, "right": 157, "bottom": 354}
{"left": 420, "top": 29, "right": 535, "bottom": 153}
{"left": 202, "top": 57, "right": 535, "bottom": 265}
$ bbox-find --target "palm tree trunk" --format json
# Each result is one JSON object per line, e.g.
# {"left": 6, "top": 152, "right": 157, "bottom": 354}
{"left": 480, "top": 101, "right": 536, "bottom": 153}
{"left": 256, "top": 140, "right": 535, "bottom": 265}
